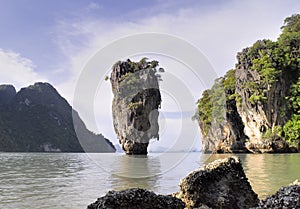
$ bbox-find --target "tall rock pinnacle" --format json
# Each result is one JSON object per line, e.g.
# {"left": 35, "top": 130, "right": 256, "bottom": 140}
{"left": 110, "top": 58, "right": 162, "bottom": 154}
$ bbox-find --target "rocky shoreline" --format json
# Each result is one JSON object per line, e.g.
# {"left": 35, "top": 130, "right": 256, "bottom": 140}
{"left": 87, "top": 156, "right": 299, "bottom": 209}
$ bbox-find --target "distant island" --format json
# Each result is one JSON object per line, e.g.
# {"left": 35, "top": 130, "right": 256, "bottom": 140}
{"left": 194, "top": 14, "right": 300, "bottom": 153}
{"left": 0, "top": 82, "right": 115, "bottom": 152}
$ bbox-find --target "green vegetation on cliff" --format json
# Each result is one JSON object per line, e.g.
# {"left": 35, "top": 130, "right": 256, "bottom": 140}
{"left": 194, "top": 69, "right": 236, "bottom": 135}
{"left": 195, "top": 14, "right": 300, "bottom": 150}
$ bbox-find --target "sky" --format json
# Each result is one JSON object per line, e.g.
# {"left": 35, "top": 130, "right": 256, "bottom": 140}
{"left": 0, "top": 0, "right": 299, "bottom": 152}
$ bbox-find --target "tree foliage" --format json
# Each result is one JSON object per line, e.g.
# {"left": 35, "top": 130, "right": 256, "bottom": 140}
{"left": 194, "top": 69, "right": 236, "bottom": 135}
{"left": 281, "top": 14, "right": 300, "bottom": 33}
{"left": 283, "top": 115, "right": 300, "bottom": 146}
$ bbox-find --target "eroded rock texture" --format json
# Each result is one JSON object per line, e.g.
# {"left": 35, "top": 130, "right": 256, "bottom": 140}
{"left": 176, "top": 156, "right": 259, "bottom": 209}
{"left": 110, "top": 59, "right": 162, "bottom": 154}
{"left": 253, "top": 180, "right": 300, "bottom": 209}
{"left": 87, "top": 188, "right": 185, "bottom": 209}
{"left": 235, "top": 42, "right": 291, "bottom": 153}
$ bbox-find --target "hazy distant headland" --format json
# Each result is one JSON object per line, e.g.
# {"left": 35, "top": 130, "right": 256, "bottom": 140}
{"left": 0, "top": 82, "right": 115, "bottom": 152}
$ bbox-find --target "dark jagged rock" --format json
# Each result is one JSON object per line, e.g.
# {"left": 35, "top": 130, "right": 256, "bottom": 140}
{"left": 110, "top": 59, "right": 162, "bottom": 155}
{"left": 87, "top": 188, "right": 185, "bottom": 209}
{"left": 0, "top": 82, "right": 116, "bottom": 152}
{"left": 175, "top": 156, "right": 259, "bottom": 209}
{"left": 252, "top": 180, "right": 300, "bottom": 209}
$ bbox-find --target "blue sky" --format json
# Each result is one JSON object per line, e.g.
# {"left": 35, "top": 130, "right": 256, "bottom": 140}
{"left": 0, "top": 0, "right": 226, "bottom": 76}
{"left": 0, "top": 0, "right": 299, "bottom": 151}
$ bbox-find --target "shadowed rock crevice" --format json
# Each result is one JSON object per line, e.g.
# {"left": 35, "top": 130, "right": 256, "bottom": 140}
{"left": 110, "top": 58, "right": 162, "bottom": 155}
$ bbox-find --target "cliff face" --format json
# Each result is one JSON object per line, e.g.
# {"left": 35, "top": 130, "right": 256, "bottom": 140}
{"left": 196, "top": 15, "right": 300, "bottom": 153}
{"left": 199, "top": 92, "right": 247, "bottom": 153}
{"left": 235, "top": 44, "right": 290, "bottom": 152}
{"left": 110, "top": 59, "right": 162, "bottom": 154}
{"left": 196, "top": 70, "right": 247, "bottom": 153}
{"left": 0, "top": 82, "right": 115, "bottom": 152}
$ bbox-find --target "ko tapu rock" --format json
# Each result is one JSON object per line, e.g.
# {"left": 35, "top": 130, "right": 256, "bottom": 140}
{"left": 110, "top": 58, "right": 163, "bottom": 155}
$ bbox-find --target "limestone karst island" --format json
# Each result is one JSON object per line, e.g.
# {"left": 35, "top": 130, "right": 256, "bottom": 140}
{"left": 194, "top": 14, "right": 300, "bottom": 154}
{"left": 0, "top": 3, "right": 300, "bottom": 208}
{"left": 110, "top": 58, "right": 162, "bottom": 155}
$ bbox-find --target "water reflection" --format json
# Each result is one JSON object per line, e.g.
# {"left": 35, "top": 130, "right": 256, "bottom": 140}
{"left": 110, "top": 155, "right": 161, "bottom": 191}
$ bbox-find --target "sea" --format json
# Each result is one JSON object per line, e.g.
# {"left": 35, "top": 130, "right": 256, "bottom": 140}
{"left": 0, "top": 152, "right": 299, "bottom": 209}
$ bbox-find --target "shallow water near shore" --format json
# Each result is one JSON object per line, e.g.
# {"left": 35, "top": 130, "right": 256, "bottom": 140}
{"left": 0, "top": 152, "right": 299, "bottom": 209}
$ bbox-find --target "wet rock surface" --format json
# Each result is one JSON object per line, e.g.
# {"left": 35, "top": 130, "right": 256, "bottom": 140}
{"left": 252, "top": 181, "right": 300, "bottom": 209}
{"left": 110, "top": 59, "right": 162, "bottom": 155}
{"left": 175, "top": 156, "right": 259, "bottom": 209}
{"left": 86, "top": 188, "right": 185, "bottom": 209}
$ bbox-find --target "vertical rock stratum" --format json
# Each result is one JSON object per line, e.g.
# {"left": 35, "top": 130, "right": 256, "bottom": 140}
{"left": 110, "top": 58, "right": 162, "bottom": 154}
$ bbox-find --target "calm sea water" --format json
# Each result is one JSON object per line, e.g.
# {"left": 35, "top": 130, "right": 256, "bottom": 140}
{"left": 0, "top": 152, "right": 299, "bottom": 209}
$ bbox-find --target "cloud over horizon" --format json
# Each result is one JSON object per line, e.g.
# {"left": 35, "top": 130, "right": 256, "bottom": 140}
{"left": 0, "top": 49, "right": 47, "bottom": 91}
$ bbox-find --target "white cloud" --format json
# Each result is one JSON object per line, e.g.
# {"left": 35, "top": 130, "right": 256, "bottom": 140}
{"left": 52, "top": 0, "right": 300, "bottom": 150}
{"left": 0, "top": 49, "right": 47, "bottom": 90}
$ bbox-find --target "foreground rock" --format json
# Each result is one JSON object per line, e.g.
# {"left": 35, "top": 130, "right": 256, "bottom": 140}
{"left": 110, "top": 58, "right": 162, "bottom": 154}
{"left": 87, "top": 188, "right": 185, "bottom": 209}
{"left": 175, "top": 156, "right": 259, "bottom": 209}
{"left": 87, "top": 157, "right": 300, "bottom": 209}
{"left": 252, "top": 180, "right": 300, "bottom": 209}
